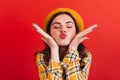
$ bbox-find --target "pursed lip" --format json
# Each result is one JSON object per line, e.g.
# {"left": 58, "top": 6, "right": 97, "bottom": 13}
{"left": 60, "top": 33, "right": 67, "bottom": 39}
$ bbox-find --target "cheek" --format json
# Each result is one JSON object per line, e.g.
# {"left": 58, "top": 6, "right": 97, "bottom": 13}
{"left": 69, "top": 29, "right": 76, "bottom": 38}
{"left": 69, "top": 33, "right": 76, "bottom": 40}
{"left": 50, "top": 30, "right": 59, "bottom": 39}
{"left": 50, "top": 27, "right": 56, "bottom": 37}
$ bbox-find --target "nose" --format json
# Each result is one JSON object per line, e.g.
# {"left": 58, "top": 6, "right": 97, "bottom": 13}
{"left": 61, "top": 30, "right": 65, "bottom": 33}
{"left": 61, "top": 26, "right": 66, "bottom": 33}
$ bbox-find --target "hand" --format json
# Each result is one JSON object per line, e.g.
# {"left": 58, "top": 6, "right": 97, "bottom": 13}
{"left": 32, "top": 23, "right": 58, "bottom": 49}
{"left": 69, "top": 24, "right": 98, "bottom": 51}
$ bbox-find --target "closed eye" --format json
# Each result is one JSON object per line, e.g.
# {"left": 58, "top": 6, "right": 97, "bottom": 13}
{"left": 67, "top": 26, "right": 72, "bottom": 28}
{"left": 54, "top": 26, "right": 60, "bottom": 29}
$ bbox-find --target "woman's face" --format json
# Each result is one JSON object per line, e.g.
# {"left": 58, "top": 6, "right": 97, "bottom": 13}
{"left": 50, "top": 14, "right": 76, "bottom": 46}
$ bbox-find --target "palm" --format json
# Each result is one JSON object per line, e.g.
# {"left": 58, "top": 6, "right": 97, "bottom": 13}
{"left": 69, "top": 24, "right": 98, "bottom": 51}
{"left": 32, "top": 23, "right": 58, "bottom": 48}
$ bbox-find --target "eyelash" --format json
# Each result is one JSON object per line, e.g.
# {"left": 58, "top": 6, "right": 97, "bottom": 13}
{"left": 54, "top": 27, "right": 60, "bottom": 29}
{"left": 67, "top": 26, "right": 72, "bottom": 28}
{"left": 53, "top": 26, "right": 72, "bottom": 29}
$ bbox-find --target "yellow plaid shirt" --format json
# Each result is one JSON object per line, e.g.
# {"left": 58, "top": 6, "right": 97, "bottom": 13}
{"left": 36, "top": 50, "right": 92, "bottom": 80}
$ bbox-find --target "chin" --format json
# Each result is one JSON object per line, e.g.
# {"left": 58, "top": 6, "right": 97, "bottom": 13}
{"left": 58, "top": 43, "right": 69, "bottom": 46}
{"left": 57, "top": 40, "right": 71, "bottom": 46}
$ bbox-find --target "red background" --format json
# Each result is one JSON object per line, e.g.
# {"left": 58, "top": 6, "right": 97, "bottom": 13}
{"left": 0, "top": 0, "right": 120, "bottom": 80}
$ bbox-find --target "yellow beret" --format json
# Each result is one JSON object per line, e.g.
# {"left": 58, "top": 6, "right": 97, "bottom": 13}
{"left": 43, "top": 8, "right": 84, "bottom": 32}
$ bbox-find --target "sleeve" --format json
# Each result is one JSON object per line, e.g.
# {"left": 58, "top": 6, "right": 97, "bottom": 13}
{"left": 36, "top": 52, "right": 63, "bottom": 80}
{"left": 80, "top": 51, "right": 92, "bottom": 80}
{"left": 61, "top": 50, "right": 92, "bottom": 80}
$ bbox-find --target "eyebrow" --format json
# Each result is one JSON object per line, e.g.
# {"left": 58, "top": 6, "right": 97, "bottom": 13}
{"left": 52, "top": 21, "right": 74, "bottom": 25}
{"left": 52, "top": 22, "right": 61, "bottom": 25}
{"left": 66, "top": 21, "right": 74, "bottom": 24}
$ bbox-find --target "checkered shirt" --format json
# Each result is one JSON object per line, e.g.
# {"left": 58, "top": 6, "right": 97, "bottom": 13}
{"left": 36, "top": 50, "right": 92, "bottom": 80}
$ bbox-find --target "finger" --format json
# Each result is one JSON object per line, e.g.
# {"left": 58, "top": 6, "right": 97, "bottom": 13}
{"left": 32, "top": 23, "right": 49, "bottom": 38}
{"left": 32, "top": 23, "right": 41, "bottom": 30}
{"left": 40, "top": 37, "right": 48, "bottom": 44}
{"left": 77, "top": 24, "right": 98, "bottom": 37}
{"left": 85, "top": 24, "right": 98, "bottom": 31}
{"left": 81, "top": 29, "right": 93, "bottom": 37}
{"left": 79, "top": 37, "right": 89, "bottom": 43}
{"left": 77, "top": 29, "right": 92, "bottom": 38}
{"left": 32, "top": 23, "right": 43, "bottom": 32}
{"left": 82, "top": 24, "right": 98, "bottom": 34}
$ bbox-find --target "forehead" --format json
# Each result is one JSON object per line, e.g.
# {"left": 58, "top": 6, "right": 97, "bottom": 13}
{"left": 52, "top": 14, "right": 74, "bottom": 22}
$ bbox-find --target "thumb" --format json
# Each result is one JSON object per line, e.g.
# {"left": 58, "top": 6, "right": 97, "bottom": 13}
{"left": 79, "top": 37, "right": 89, "bottom": 43}
{"left": 40, "top": 37, "right": 47, "bottom": 44}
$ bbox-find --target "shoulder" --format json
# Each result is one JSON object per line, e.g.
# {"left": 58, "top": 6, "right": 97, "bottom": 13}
{"left": 83, "top": 49, "right": 92, "bottom": 59}
{"left": 35, "top": 50, "right": 46, "bottom": 59}
{"left": 87, "top": 50, "right": 92, "bottom": 58}
{"left": 35, "top": 49, "right": 48, "bottom": 55}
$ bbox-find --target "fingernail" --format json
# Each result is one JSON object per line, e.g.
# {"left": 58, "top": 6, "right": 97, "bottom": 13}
{"left": 86, "top": 37, "right": 89, "bottom": 39}
{"left": 94, "top": 24, "right": 98, "bottom": 27}
{"left": 33, "top": 23, "right": 36, "bottom": 26}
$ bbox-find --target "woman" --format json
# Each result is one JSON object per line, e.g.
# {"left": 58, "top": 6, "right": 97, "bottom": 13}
{"left": 33, "top": 8, "right": 97, "bottom": 80}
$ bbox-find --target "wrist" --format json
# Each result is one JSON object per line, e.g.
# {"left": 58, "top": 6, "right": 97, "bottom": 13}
{"left": 69, "top": 46, "right": 77, "bottom": 52}
{"left": 50, "top": 47, "right": 59, "bottom": 62}
{"left": 50, "top": 46, "right": 59, "bottom": 51}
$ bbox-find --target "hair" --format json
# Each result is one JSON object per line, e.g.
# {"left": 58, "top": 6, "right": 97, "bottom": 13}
{"left": 47, "top": 12, "right": 79, "bottom": 33}
{"left": 43, "top": 11, "right": 88, "bottom": 66}
{"left": 37, "top": 12, "right": 89, "bottom": 79}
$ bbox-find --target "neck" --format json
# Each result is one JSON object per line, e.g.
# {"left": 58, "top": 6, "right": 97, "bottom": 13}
{"left": 59, "top": 46, "right": 69, "bottom": 61}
